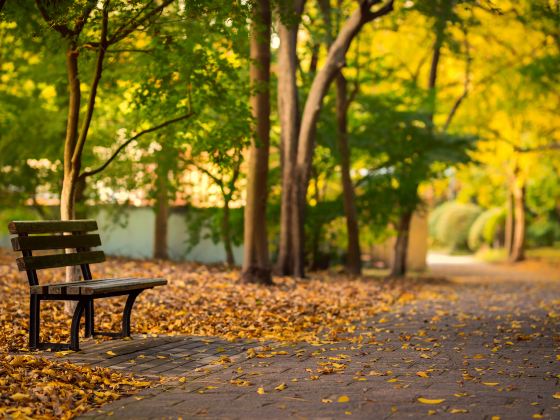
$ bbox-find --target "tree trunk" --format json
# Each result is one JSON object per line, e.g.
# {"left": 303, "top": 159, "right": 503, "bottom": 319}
{"left": 335, "top": 73, "right": 361, "bottom": 275}
{"left": 222, "top": 199, "right": 235, "bottom": 267}
{"left": 391, "top": 210, "right": 413, "bottom": 277}
{"left": 62, "top": 44, "right": 82, "bottom": 315}
{"left": 290, "top": 0, "right": 394, "bottom": 277}
{"left": 276, "top": 2, "right": 302, "bottom": 275}
{"left": 242, "top": 0, "right": 272, "bottom": 284}
{"left": 504, "top": 190, "right": 514, "bottom": 253}
{"left": 509, "top": 184, "right": 526, "bottom": 262}
{"left": 153, "top": 166, "right": 169, "bottom": 260}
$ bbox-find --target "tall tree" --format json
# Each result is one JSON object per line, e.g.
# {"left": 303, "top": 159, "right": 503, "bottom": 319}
{"left": 282, "top": 0, "right": 395, "bottom": 277}
{"left": 318, "top": 0, "right": 362, "bottom": 275}
{"left": 243, "top": 0, "right": 273, "bottom": 284}
{"left": 276, "top": 0, "right": 305, "bottom": 275}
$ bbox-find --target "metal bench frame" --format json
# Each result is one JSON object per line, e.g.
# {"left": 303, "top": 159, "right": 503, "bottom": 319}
{"left": 9, "top": 220, "right": 167, "bottom": 351}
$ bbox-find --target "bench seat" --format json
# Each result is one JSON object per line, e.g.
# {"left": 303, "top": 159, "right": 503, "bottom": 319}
{"left": 30, "top": 277, "right": 167, "bottom": 295}
{"left": 9, "top": 219, "right": 168, "bottom": 351}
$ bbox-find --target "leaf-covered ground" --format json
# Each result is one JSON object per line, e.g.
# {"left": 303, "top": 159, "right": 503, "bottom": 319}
{"left": 0, "top": 248, "right": 412, "bottom": 418}
{"left": 0, "top": 354, "right": 153, "bottom": 419}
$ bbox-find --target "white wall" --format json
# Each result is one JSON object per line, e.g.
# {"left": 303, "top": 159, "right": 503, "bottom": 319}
{"left": 96, "top": 207, "right": 244, "bottom": 264}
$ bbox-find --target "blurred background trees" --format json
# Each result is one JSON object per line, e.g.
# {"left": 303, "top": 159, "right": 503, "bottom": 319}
{"left": 1, "top": 0, "right": 558, "bottom": 280}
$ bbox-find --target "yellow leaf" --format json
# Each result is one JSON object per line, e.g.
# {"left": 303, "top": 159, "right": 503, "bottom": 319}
{"left": 491, "top": 416, "right": 501, "bottom": 420}
{"left": 133, "top": 381, "right": 151, "bottom": 387}
{"left": 257, "top": 387, "right": 265, "bottom": 395}
{"left": 345, "top": 411, "right": 352, "bottom": 415}
{"left": 179, "top": 377, "right": 187, "bottom": 383}
{"left": 206, "top": 386, "right": 218, "bottom": 390}
{"left": 450, "top": 408, "right": 468, "bottom": 414}
{"left": 106, "top": 351, "right": 116, "bottom": 356}
{"left": 338, "top": 395, "right": 350, "bottom": 403}
{"left": 418, "top": 398, "right": 445, "bottom": 405}
{"left": 322, "top": 398, "right": 332, "bottom": 403}
{"left": 275, "top": 383, "right": 287, "bottom": 391}
{"left": 532, "top": 415, "right": 543, "bottom": 419}
{"left": 553, "top": 392, "right": 560, "bottom": 399}
{"left": 482, "top": 382, "right": 499, "bottom": 386}
{"left": 416, "top": 371, "right": 429, "bottom": 378}
{"left": 10, "top": 393, "right": 30, "bottom": 402}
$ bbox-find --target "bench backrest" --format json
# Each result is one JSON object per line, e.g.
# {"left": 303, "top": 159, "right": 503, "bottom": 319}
{"left": 8, "top": 220, "right": 105, "bottom": 286}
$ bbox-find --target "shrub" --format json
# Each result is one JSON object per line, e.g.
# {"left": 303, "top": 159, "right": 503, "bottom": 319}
{"left": 434, "top": 202, "right": 481, "bottom": 252}
{"left": 468, "top": 207, "right": 505, "bottom": 251}
{"left": 527, "top": 218, "right": 560, "bottom": 247}
{"left": 428, "top": 202, "right": 455, "bottom": 245}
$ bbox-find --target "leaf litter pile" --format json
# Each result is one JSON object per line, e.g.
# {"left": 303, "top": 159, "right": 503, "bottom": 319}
{"left": 0, "top": 248, "right": 412, "bottom": 417}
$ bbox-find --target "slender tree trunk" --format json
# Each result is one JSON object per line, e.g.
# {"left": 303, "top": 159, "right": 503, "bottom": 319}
{"left": 62, "top": 43, "right": 82, "bottom": 314}
{"left": 335, "top": 73, "right": 361, "bottom": 275}
{"left": 222, "top": 199, "right": 235, "bottom": 267}
{"left": 291, "top": 0, "right": 394, "bottom": 277}
{"left": 509, "top": 184, "right": 526, "bottom": 262}
{"left": 153, "top": 166, "right": 169, "bottom": 260}
{"left": 61, "top": 44, "right": 81, "bottom": 222}
{"left": 505, "top": 190, "right": 514, "bottom": 253}
{"left": 242, "top": 0, "right": 272, "bottom": 284}
{"left": 276, "top": 2, "right": 302, "bottom": 275}
{"left": 391, "top": 210, "right": 412, "bottom": 277}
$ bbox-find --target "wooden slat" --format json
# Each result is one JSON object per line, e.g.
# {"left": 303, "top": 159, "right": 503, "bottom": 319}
{"left": 48, "top": 278, "right": 135, "bottom": 294}
{"left": 8, "top": 220, "right": 98, "bottom": 234}
{"left": 72, "top": 278, "right": 167, "bottom": 295}
{"left": 11, "top": 234, "right": 101, "bottom": 251}
{"left": 29, "top": 278, "right": 135, "bottom": 294}
{"left": 16, "top": 251, "right": 105, "bottom": 271}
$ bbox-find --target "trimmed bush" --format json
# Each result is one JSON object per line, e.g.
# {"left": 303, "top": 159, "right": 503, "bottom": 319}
{"left": 468, "top": 207, "right": 505, "bottom": 251}
{"left": 429, "top": 202, "right": 455, "bottom": 243}
{"left": 434, "top": 202, "right": 482, "bottom": 252}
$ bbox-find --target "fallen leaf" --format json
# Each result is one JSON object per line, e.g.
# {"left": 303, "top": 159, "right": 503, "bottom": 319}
{"left": 10, "top": 393, "right": 30, "bottom": 402}
{"left": 338, "top": 395, "right": 350, "bottom": 403}
{"left": 418, "top": 398, "right": 445, "bottom": 405}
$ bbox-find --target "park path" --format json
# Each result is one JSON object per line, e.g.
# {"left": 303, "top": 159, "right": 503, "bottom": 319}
{"left": 68, "top": 254, "right": 560, "bottom": 419}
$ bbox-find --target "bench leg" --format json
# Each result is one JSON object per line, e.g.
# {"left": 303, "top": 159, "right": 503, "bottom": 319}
{"left": 70, "top": 300, "right": 86, "bottom": 351}
{"left": 29, "top": 295, "right": 40, "bottom": 350}
{"left": 85, "top": 299, "right": 94, "bottom": 338}
{"left": 122, "top": 291, "right": 140, "bottom": 338}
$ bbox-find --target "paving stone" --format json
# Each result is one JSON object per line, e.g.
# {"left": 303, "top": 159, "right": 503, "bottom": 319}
{"left": 47, "top": 259, "right": 560, "bottom": 418}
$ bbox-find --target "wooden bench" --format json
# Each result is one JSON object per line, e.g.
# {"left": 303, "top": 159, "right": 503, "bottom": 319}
{"left": 8, "top": 219, "right": 167, "bottom": 351}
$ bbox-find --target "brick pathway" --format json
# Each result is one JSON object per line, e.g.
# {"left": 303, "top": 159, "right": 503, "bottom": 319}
{"left": 60, "top": 257, "right": 560, "bottom": 419}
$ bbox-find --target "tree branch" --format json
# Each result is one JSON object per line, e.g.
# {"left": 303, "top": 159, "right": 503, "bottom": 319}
{"left": 72, "top": 0, "right": 110, "bottom": 169}
{"left": 363, "top": 0, "right": 394, "bottom": 23}
{"left": 443, "top": 29, "right": 471, "bottom": 132}
{"left": 108, "top": 0, "right": 174, "bottom": 46}
{"left": 35, "top": 0, "right": 96, "bottom": 38}
{"left": 79, "top": 112, "right": 194, "bottom": 180}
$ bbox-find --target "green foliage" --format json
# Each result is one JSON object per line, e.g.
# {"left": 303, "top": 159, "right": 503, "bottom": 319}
{"left": 433, "top": 201, "right": 481, "bottom": 252}
{"left": 352, "top": 94, "right": 475, "bottom": 241}
{"left": 183, "top": 206, "right": 244, "bottom": 254}
{"left": 467, "top": 207, "right": 505, "bottom": 251}
{"left": 527, "top": 217, "right": 560, "bottom": 248}
{"left": 429, "top": 201, "right": 455, "bottom": 240}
